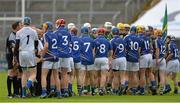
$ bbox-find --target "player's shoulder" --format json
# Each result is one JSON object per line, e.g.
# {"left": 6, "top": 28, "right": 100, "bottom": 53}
{"left": 123, "top": 34, "right": 130, "bottom": 40}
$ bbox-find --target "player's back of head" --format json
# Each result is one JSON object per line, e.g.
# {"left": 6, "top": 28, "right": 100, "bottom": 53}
{"left": 23, "top": 16, "right": 31, "bottom": 26}
{"left": 81, "top": 26, "right": 89, "bottom": 35}
{"left": 112, "top": 27, "right": 119, "bottom": 35}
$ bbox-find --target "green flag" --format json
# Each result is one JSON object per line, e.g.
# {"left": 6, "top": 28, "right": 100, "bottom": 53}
{"left": 162, "top": 4, "right": 168, "bottom": 43}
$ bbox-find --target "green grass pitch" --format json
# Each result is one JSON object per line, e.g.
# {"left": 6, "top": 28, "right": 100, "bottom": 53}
{"left": 0, "top": 71, "right": 180, "bottom": 102}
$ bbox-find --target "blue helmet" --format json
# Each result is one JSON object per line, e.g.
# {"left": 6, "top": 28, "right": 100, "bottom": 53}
{"left": 23, "top": 16, "right": 31, "bottom": 25}
{"left": 112, "top": 27, "right": 119, "bottom": 35}
{"left": 81, "top": 26, "right": 89, "bottom": 34}
{"left": 43, "top": 21, "right": 53, "bottom": 30}
{"left": 130, "top": 26, "right": 136, "bottom": 34}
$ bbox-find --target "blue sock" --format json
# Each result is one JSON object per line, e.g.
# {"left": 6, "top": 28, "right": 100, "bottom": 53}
{"left": 26, "top": 80, "right": 32, "bottom": 89}
{"left": 61, "top": 88, "right": 65, "bottom": 95}
{"left": 112, "top": 89, "right": 117, "bottom": 94}
{"left": 68, "top": 83, "right": 72, "bottom": 93}
{"left": 178, "top": 82, "right": 180, "bottom": 87}
{"left": 42, "top": 88, "right": 47, "bottom": 95}
{"left": 151, "top": 81, "right": 157, "bottom": 86}
{"left": 121, "top": 84, "right": 125, "bottom": 90}
{"left": 56, "top": 90, "right": 62, "bottom": 97}
{"left": 125, "top": 81, "right": 128, "bottom": 87}
{"left": 140, "top": 87, "right": 145, "bottom": 94}
{"left": 64, "top": 88, "right": 69, "bottom": 93}
{"left": 151, "top": 81, "right": 157, "bottom": 89}
{"left": 131, "top": 87, "right": 137, "bottom": 95}
{"left": 165, "top": 84, "right": 171, "bottom": 90}
{"left": 22, "top": 87, "right": 26, "bottom": 96}
{"left": 50, "top": 85, "right": 55, "bottom": 92}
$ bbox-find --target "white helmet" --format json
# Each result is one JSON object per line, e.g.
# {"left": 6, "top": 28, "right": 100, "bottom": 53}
{"left": 83, "top": 22, "right": 91, "bottom": 28}
{"left": 104, "top": 22, "right": 112, "bottom": 28}
{"left": 91, "top": 28, "right": 98, "bottom": 34}
{"left": 111, "top": 25, "right": 116, "bottom": 30}
{"left": 67, "top": 23, "right": 75, "bottom": 30}
{"left": 144, "top": 26, "right": 149, "bottom": 32}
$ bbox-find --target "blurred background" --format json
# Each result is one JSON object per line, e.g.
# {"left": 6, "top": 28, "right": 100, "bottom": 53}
{"left": 0, "top": 0, "right": 180, "bottom": 70}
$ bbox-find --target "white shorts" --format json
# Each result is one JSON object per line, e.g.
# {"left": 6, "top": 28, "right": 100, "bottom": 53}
{"left": 94, "top": 57, "right": 109, "bottom": 71}
{"left": 140, "top": 53, "right": 152, "bottom": 68}
{"left": 153, "top": 58, "right": 166, "bottom": 71}
{"left": 127, "top": 62, "right": 139, "bottom": 71}
{"left": 74, "top": 62, "right": 81, "bottom": 69}
{"left": 19, "top": 51, "right": 36, "bottom": 68}
{"left": 152, "top": 59, "right": 156, "bottom": 68}
{"left": 166, "top": 59, "right": 179, "bottom": 73}
{"left": 59, "top": 57, "right": 71, "bottom": 69}
{"left": 112, "top": 57, "right": 127, "bottom": 71}
{"left": 42, "top": 61, "right": 60, "bottom": 70}
{"left": 81, "top": 64, "right": 94, "bottom": 71}
{"left": 68, "top": 57, "right": 75, "bottom": 72}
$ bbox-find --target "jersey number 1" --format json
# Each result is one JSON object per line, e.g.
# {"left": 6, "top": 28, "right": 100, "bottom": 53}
{"left": 26, "top": 35, "right": 30, "bottom": 44}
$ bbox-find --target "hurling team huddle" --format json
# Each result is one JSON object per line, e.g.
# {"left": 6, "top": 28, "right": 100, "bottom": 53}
{"left": 6, "top": 16, "right": 180, "bottom": 99}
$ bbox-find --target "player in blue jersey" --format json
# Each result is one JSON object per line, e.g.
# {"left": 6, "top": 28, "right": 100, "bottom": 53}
{"left": 80, "top": 27, "right": 95, "bottom": 96}
{"left": 137, "top": 25, "right": 153, "bottom": 95}
{"left": 94, "top": 28, "right": 112, "bottom": 96}
{"left": 153, "top": 29, "right": 166, "bottom": 95}
{"left": 124, "top": 26, "right": 142, "bottom": 95}
{"left": 111, "top": 27, "right": 127, "bottom": 95}
{"left": 67, "top": 23, "right": 76, "bottom": 96}
{"left": 82, "top": 23, "right": 92, "bottom": 94}
{"left": 70, "top": 27, "right": 83, "bottom": 95}
{"left": 40, "top": 21, "right": 61, "bottom": 98}
{"left": 166, "top": 35, "right": 179, "bottom": 94}
{"left": 55, "top": 19, "right": 71, "bottom": 97}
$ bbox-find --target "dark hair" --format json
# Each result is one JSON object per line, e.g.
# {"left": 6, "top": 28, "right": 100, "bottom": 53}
{"left": 12, "top": 21, "right": 20, "bottom": 30}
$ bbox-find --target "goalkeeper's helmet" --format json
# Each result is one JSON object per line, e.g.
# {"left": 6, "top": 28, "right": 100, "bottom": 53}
{"left": 23, "top": 16, "right": 31, "bottom": 25}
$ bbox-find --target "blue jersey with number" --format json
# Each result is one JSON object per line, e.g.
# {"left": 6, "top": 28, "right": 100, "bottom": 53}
{"left": 80, "top": 35, "right": 95, "bottom": 65}
{"left": 155, "top": 37, "right": 166, "bottom": 59}
{"left": 94, "top": 35, "right": 112, "bottom": 58}
{"left": 124, "top": 34, "right": 142, "bottom": 62}
{"left": 111, "top": 35, "right": 126, "bottom": 58}
{"left": 43, "top": 30, "right": 59, "bottom": 62}
{"left": 55, "top": 27, "right": 71, "bottom": 58}
{"left": 139, "top": 34, "right": 151, "bottom": 55}
{"left": 71, "top": 34, "right": 82, "bottom": 63}
{"left": 168, "top": 41, "right": 179, "bottom": 60}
